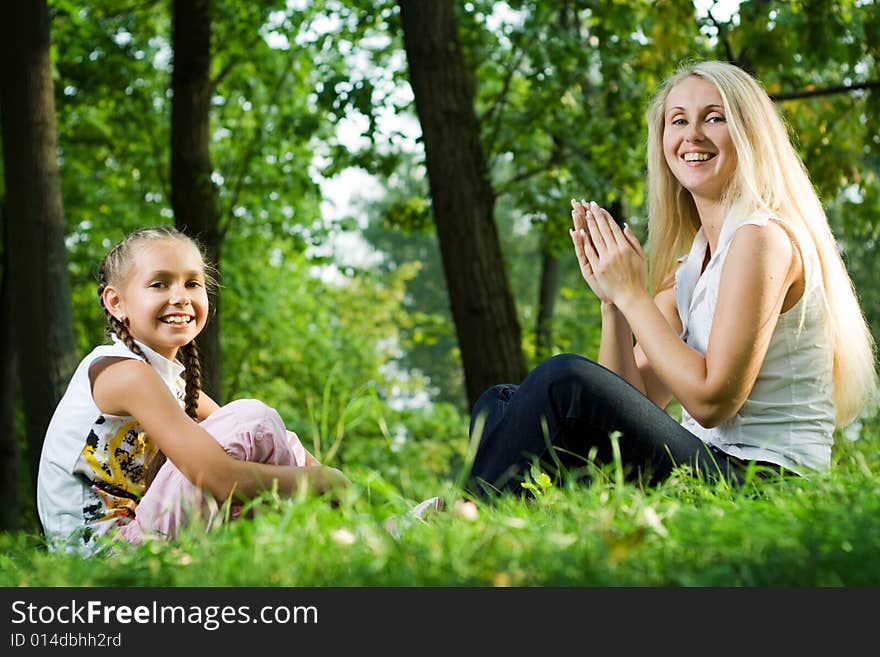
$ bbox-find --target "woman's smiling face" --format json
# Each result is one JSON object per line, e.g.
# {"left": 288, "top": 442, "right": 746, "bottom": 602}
{"left": 662, "top": 74, "right": 737, "bottom": 205}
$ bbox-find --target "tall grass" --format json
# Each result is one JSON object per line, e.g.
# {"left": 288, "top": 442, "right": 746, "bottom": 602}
{"left": 2, "top": 418, "right": 879, "bottom": 587}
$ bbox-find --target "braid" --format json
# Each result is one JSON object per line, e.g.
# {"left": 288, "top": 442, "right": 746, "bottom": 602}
{"left": 179, "top": 341, "right": 202, "bottom": 421}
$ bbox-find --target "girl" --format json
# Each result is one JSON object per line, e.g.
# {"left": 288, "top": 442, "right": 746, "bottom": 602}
{"left": 37, "top": 226, "right": 350, "bottom": 554}
{"left": 465, "top": 60, "right": 877, "bottom": 496}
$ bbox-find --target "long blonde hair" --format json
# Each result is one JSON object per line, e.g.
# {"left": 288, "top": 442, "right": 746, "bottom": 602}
{"left": 645, "top": 60, "right": 877, "bottom": 427}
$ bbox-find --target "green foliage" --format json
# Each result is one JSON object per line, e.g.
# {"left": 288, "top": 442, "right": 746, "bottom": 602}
{"left": 359, "top": 0, "right": 880, "bottom": 395}
{"left": 218, "top": 228, "right": 465, "bottom": 487}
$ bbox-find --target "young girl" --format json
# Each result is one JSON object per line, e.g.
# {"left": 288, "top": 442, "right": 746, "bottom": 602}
{"left": 37, "top": 226, "right": 351, "bottom": 554}
{"left": 465, "top": 60, "right": 877, "bottom": 496}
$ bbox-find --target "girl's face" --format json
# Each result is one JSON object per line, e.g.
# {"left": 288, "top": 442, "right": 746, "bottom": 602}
{"left": 662, "top": 75, "right": 736, "bottom": 206}
{"left": 104, "top": 239, "right": 209, "bottom": 360}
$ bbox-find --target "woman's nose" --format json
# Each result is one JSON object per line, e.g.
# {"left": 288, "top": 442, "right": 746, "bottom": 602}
{"left": 685, "top": 122, "right": 705, "bottom": 142}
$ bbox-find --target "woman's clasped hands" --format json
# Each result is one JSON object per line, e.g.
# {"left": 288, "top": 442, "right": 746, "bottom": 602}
{"left": 569, "top": 199, "right": 648, "bottom": 310}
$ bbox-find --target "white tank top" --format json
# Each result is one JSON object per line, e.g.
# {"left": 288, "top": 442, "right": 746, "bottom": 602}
{"left": 36, "top": 336, "right": 185, "bottom": 553}
{"left": 674, "top": 211, "right": 835, "bottom": 474}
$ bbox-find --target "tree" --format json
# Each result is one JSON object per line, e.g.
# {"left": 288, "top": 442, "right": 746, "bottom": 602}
{"left": 0, "top": 205, "right": 19, "bottom": 530}
{"left": 0, "top": 0, "right": 78, "bottom": 525}
{"left": 397, "top": 0, "right": 527, "bottom": 408}
{"left": 171, "top": 0, "right": 222, "bottom": 397}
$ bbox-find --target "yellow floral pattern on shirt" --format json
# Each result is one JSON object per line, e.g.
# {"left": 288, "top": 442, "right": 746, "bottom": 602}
{"left": 73, "top": 416, "right": 159, "bottom": 528}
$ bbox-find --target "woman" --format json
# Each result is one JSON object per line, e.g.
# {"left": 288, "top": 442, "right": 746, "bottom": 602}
{"left": 465, "top": 60, "right": 877, "bottom": 497}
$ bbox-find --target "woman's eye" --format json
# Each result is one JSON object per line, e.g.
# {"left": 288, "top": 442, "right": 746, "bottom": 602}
{"left": 186, "top": 281, "right": 202, "bottom": 288}
{"left": 149, "top": 282, "right": 165, "bottom": 288}
{"left": 671, "top": 118, "right": 686, "bottom": 126}
{"left": 707, "top": 115, "right": 726, "bottom": 123}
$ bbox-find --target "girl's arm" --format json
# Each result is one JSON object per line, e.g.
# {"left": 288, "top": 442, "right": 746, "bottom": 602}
{"left": 584, "top": 206, "right": 801, "bottom": 427}
{"left": 197, "top": 390, "right": 221, "bottom": 421}
{"left": 92, "top": 360, "right": 350, "bottom": 501}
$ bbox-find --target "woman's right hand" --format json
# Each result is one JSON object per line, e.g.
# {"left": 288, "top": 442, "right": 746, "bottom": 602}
{"left": 570, "top": 199, "right": 613, "bottom": 304}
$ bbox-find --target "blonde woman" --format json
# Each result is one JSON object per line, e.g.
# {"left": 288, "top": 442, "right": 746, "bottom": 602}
{"left": 465, "top": 60, "right": 877, "bottom": 497}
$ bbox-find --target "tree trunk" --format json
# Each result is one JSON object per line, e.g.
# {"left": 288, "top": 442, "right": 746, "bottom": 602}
{"left": 0, "top": 205, "right": 20, "bottom": 531}
{"left": 535, "top": 246, "right": 561, "bottom": 362}
{"left": 171, "top": 0, "right": 222, "bottom": 400}
{"left": 0, "top": 0, "right": 78, "bottom": 504}
{"left": 398, "top": 0, "right": 527, "bottom": 409}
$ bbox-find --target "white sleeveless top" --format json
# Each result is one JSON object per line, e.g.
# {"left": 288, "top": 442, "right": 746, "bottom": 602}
{"left": 37, "top": 336, "right": 185, "bottom": 553}
{"left": 674, "top": 211, "right": 835, "bottom": 474}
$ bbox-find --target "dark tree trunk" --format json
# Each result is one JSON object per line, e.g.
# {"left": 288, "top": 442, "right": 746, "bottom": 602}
{"left": 0, "top": 205, "right": 20, "bottom": 531}
{"left": 398, "top": 0, "right": 527, "bottom": 408}
{"left": 171, "top": 0, "right": 222, "bottom": 400}
{"left": 535, "top": 246, "right": 561, "bottom": 362}
{"left": 0, "top": 0, "right": 78, "bottom": 508}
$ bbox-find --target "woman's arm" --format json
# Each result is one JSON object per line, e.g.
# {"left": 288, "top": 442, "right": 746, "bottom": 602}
{"left": 572, "top": 200, "right": 680, "bottom": 405}
{"left": 596, "top": 281, "right": 681, "bottom": 407}
{"left": 572, "top": 200, "right": 643, "bottom": 388}
{"left": 597, "top": 303, "right": 643, "bottom": 393}
{"left": 584, "top": 205, "right": 801, "bottom": 427}
{"left": 632, "top": 283, "right": 680, "bottom": 409}
{"left": 92, "top": 360, "right": 350, "bottom": 501}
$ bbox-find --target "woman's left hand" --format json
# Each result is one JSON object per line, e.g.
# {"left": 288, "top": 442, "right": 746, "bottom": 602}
{"left": 579, "top": 201, "right": 648, "bottom": 310}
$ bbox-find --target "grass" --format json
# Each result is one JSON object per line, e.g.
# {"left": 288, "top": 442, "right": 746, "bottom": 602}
{"left": 2, "top": 426, "right": 879, "bottom": 587}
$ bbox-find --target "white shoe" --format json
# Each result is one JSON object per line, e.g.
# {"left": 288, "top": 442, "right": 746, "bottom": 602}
{"left": 383, "top": 496, "right": 446, "bottom": 538}
{"left": 409, "top": 496, "right": 446, "bottom": 518}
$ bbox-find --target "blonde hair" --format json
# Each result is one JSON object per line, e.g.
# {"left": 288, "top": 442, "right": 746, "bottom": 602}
{"left": 645, "top": 60, "right": 877, "bottom": 427}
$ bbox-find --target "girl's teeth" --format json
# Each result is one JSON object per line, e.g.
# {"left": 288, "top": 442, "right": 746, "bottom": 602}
{"left": 684, "top": 152, "right": 712, "bottom": 162}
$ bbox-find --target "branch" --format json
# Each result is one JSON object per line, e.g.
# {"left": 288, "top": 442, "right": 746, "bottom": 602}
{"left": 495, "top": 161, "right": 552, "bottom": 197}
{"left": 704, "top": 2, "right": 736, "bottom": 64}
{"left": 771, "top": 80, "right": 880, "bottom": 101}
{"left": 480, "top": 40, "right": 528, "bottom": 158}
{"left": 495, "top": 134, "right": 568, "bottom": 198}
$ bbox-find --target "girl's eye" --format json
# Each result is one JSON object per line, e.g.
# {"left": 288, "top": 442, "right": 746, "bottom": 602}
{"left": 186, "top": 280, "right": 202, "bottom": 288}
{"left": 670, "top": 118, "right": 686, "bottom": 126}
{"left": 149, "top": 282, "right": 166, "bottom": 289}
{"left": 707, "top": 115, "right": 726, "bottom": 123}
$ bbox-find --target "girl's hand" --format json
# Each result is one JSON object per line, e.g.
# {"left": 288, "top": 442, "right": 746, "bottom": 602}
{"left": 579, "top": 201, "right": 648, "bottom": 310}
{"left": 570, "top": 199, "right": 613, "bottom": 304}
{"left": 303, "top": 466, "right": 351, "bottom": 507}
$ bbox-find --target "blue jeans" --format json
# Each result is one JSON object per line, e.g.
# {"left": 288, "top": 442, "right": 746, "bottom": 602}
{"left": 466, "top": 353, "right": 747, "bottom": 497}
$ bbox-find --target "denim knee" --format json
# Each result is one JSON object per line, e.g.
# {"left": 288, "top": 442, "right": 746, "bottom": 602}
{"left": 535, "top": 353, "right": 599, "bottom": 390}
{"left": 470, "top": 384, "right": 517, "bottom": 435}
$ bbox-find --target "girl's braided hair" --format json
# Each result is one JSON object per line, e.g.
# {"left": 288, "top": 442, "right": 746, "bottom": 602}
{"left": 96, "top": 226, "right": 216, "bottom": 489}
